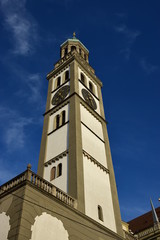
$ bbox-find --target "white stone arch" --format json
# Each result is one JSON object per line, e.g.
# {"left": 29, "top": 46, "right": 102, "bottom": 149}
{"left": 30, "top": 212, "right": 69, "bottom": 240}
{"left": 0, "top": 212, "right": 10, "bottom": 240}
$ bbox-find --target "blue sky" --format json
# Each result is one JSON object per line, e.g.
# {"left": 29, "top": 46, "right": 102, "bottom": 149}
{"left": 0, "top": 0, "right": 160, "bottom": 222}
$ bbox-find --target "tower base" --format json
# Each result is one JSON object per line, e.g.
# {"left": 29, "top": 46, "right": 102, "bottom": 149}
{"left": 0, "top": 167, "right": 124, "bottom": 240}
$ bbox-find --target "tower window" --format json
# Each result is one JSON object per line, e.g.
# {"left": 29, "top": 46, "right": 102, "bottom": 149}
{"left": 89, "top": 81, "right": 94, "bottom": 94}
{"left": 80, "top": 73, "right": 86, "bottom": 85}
{"left": 50, "top": 167, "right": 56, "bottom": 181}
{"left": 65, "top": 47, "right": 68, "bottom": 55}
{"left": 57, "top": 77, "right": 61, "bottom": 87}
{"left": 84, "top": 54, "right": 86, "bottom": 60}
{"left": 65, "top": 70, "right": 69, "bottom": 81}
{"left": 98, "top": 205, "right": 103, "bottom": 221}
{"left": 53, "top": 110, "right": 66, "bottom": 131}
{"left": 56, "top": 114, "right": 60, "bottom": 129}
{"left": 71, "top": 46, "right": 76, "bottom": 51}
{"left": 54, "top": 76, "right": 61, "bottom": 89}
{"left": 79, "top": 48, "right": 81, "bottom": 55}
{"left": 57, "top": 163, "right": 62, "bottom": 177}
{"left": 62, "top": 111, "right": 66, "bottom": 125}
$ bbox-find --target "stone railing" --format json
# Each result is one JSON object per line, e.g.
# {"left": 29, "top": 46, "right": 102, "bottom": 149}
{"left": 0, "top": 164, "right": 77, "bottom": 209}
{"left": 137, "top": 223, "right": 160, "bottom": 238}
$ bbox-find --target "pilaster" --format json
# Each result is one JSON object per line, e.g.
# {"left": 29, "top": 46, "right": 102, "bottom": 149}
{"left": 68, "top": 61, "right": 85, "bottom": 213}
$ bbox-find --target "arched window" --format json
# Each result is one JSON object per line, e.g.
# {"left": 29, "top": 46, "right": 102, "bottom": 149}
{"left": 98, "top": 205, "right": 103, "bottom": 221}
{"left": 50, "top": 167, "right": 56, "bottom": 181}
{"left": 80, "top": 73, "right": 85, "bottom": 85}
{"left": 89, "top": 81, "right": 94, "bottom": 93}
{"left": 57, "top": 163, "right": 62, "bottom": 177}
{"left": 71, "top": 46, "right": 76, "bottom": 51}
{"left": 79, "top": 48, "right": 81, "bottom": 55}
{"left": 62, "top": 111, "right": 66, "bottom": 125}
{"left": 84, "top": 54, "right": 86, "bottom": 60}
{"left": 55, "top": 76, "right": 61, "bottom": 89}
{"left": 65, "top": 47, "right": 68, "bottom": 55}
{"left": 65, "top": 71, "right": 69, "bottom": 81}
{"left": 54, "top": 114, "right": 60, "bottom": 129}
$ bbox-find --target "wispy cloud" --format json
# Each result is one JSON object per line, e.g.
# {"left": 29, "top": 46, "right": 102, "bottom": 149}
{"left": 18, "top": 72, "right": 44, "bottom": 106}
{"left": 27, "top": 73, "right": 43, "bottom": 103}
{"left": 114, "top": 24, "right": 140, "bottom": 60}
{"left": 115, "top": 12, "right": 127, "bottom": 18}
{"left": 0, "top": 0, "right": 38, "bottom": 56}
{"left": 0, "top": 106, "right": 32, "bottom": 150}
{"left": 1, "top": 58, "right": 44, "bottom": 106}
{"left": 140, "top": 58, "right": 159, "bottom": 74}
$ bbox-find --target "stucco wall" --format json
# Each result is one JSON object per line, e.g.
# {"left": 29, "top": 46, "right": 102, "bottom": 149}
{"left": 83, "top": 155, "right": 117, "bottom": 232}
{"left": 45, "top": 123, "right": 68, "bottom": 162}
{"left": 81, "top": 124, "right": 107, "bottom": 167}
{"left": 80, "top": 104, "right": 103, "bottom": 140}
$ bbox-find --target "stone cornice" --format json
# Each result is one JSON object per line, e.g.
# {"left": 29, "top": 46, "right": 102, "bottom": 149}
{"left": 46, "top": 50, "right": 102, "bottom": 87}
{"left": 83, "top": 150, "right": 109, "bottom": 174}
{"left": 44, "top": 150, "right": 68, "bottom": 167}
{"left": 43, "top": 92, "right": 107, "bottom": 125}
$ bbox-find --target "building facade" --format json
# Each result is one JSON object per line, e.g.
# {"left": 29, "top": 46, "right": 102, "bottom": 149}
{"left": 0, "top": 35, "right": 125, "bottom": 240}
{"left": 128, "top": 203, "right": 160, "bottom": 240}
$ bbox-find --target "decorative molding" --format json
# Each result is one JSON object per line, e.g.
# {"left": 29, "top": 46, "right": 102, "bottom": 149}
{"left": 50, "top": 101, "right": 69, "bottom": 116}
{"left": 137, "top": 223, "right": 160, "bottom": 238}
{"left": 47, "top": 51, "right": 102, "bottom": 88}
{"left": 83, "top": 150, "right": 109, "bottom": 174}
{"left": 53, "top": 50, "right": 94, "bottom": 74}
{"left": 51, "top": 65, "right": 70, "bottom": 80}
{"left": 75, "top": 51, "right": 95, "bottom": 74}
{"left": 44, "top": 150, "right": 69, "bottom": 167}
{"left": 44, "top": 100, "right": 69, "bottom": 116}
{"left": 54, "top": 51, "right": 73, "bottom": 69}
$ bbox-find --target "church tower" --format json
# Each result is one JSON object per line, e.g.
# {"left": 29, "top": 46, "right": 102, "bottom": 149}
{"left": 37, "top": 33, "right": 123, "bottom": 235}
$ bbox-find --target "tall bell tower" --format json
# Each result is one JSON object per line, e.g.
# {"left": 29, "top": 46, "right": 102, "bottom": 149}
{"left": 37, "top": 33, "right": 123, "bottom": 236}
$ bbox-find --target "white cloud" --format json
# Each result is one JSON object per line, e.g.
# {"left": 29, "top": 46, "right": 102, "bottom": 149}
{"left": 5, "top": 118, "right": 32, "bottom": 149}
{"left": 27, "top": 73, "right": 43, "bottom": 103}
{"left": 140, "top": 59, "right": 159, "bottom": 74}
{"left": 114, "top": 24, "right": 140, "bottom": 59}
{"left": 0, "top": 0, "right": 38, "bottom": 55}
{"left": 2, "top": 60, "right": 44, "bottom": 105}
{"left": 0, "top": 107, "right": 32, "bottom": 150}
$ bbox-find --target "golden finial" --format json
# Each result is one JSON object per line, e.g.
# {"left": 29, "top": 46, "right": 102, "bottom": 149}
{"left": 73, "top": 32, "right": 76, "bottom": 39}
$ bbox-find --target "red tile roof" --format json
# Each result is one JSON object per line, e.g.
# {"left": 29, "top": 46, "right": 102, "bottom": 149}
{"left": 128, "top": 207, "right": 160, "bottom": 234}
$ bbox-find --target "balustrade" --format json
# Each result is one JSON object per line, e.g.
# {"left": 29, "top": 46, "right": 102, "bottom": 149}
{"left": 0, "top": 165, "right": 76, "bottom": 209}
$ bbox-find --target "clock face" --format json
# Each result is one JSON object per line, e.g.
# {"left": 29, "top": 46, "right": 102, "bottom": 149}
{"left": 52, "top": 85, "right": 70, "bottom": 105}
{"left": 82, "top": 89, "right": 97, "bottom": 110}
